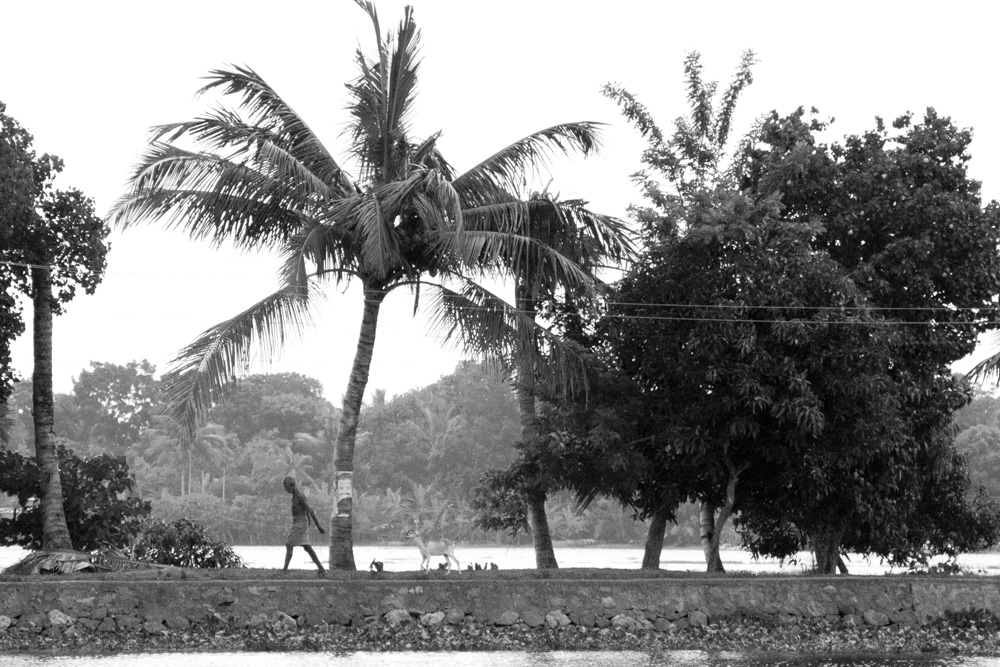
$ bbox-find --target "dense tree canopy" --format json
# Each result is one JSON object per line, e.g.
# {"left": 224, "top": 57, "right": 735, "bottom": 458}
{"left": 593, "top": 54, "right": 1000, "bottom": 572}
{"left": 732, "top": 108, "right": 1000, "bottom": 569}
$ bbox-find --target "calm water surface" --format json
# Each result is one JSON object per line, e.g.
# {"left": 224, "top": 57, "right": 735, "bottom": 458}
{"left": 7, "top": 546, "right": 997, "bottom": 576}
{"left": 1, "top": 652, "right": 1000, "bottom": 667}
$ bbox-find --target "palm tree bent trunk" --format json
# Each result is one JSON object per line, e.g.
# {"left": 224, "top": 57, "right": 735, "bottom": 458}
{"left": 31, "top": 265, "right": 73, "bottom": 552}
{"left": 330, "top": 285, "right": 387, "bottom": 570}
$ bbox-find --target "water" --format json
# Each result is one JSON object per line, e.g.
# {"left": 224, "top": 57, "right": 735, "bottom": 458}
{"left": 0, "top": 652, "right": 999, "bottom": 667}
{"left": 5, "top": 544, "right": 998, "bottom": 575}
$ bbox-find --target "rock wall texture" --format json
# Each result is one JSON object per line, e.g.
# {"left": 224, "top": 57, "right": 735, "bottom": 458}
{"left": 1, "top": 577, "right": 997, "bottom": 638}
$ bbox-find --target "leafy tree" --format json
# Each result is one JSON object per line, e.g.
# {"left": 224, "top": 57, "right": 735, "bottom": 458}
{"left": 71, "top": 360, "right": 160, "bottom": 455}
{"left": 0, "top": 445, "right": 151, "bottom": 551}
{"left": 111, "top": 3, "right": 626, "bottom": 569}
{"left": 208, "top": 372, "right": 330, "bottom": 445}
{"left": 0, "top": 102, "right": 110, "bottom": 551}
{"left": 736, "top": 108, "right": 1000, "bottom": 570}
{"left": 602, "top": 50, "right": 760, "bottom": 570}
{"left": 141, "top": 420, "right": 233, "bottom": 497}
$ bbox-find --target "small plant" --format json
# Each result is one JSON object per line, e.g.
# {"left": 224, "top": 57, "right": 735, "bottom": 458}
{"left": 129, "top": 518, "right": 243, "bottom": 568}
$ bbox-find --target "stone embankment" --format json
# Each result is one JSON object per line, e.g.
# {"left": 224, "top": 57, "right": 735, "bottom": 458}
{"left": 1, "top": 576, "right": 998, "bottom": 639}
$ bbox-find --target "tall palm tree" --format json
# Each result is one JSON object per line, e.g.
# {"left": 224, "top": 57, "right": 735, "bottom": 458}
{"left": 112, "top": 2, "right": 630, "bottom": 569}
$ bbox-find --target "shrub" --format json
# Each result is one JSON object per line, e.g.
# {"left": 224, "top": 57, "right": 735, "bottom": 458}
{"left": 129, "top": 517, "right": 243, "bottom": 568}
{"left": 0, "top": 444, "right": 151, "bottom": 551}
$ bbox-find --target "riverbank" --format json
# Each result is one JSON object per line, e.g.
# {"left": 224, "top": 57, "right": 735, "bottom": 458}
{"left": 3, "top": 571, "right": 1000, "bottom": 656}
{"left": 2, "top": 612, "right": 1000, "bottom": 656}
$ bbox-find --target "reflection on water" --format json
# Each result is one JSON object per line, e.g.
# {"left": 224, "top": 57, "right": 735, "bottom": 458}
{"left": 2, "top": 653, "right": 1000, "bottom": 667}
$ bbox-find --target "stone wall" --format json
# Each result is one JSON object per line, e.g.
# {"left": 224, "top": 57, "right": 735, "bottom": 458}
{"left": 1, "top": 577, "right": 998, "bottom": 638}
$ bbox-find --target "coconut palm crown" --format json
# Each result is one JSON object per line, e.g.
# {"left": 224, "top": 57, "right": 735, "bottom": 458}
{"left": 111, "top": 1, "right": 632, "bottom": 569}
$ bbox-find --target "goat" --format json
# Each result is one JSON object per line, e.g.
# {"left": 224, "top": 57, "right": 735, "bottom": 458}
{"left": 404, "top": 529, "right": 460, "bottom": 573}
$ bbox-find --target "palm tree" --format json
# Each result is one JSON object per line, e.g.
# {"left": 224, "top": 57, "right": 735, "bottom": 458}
{"left": 143, "top": 420, "right": 230, "bottom": 496}
{"left": 111, "top": 2, "right": 630, "bottom": 569}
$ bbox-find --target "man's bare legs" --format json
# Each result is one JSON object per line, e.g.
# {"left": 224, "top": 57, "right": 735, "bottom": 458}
{"left": 283, "top": 545, "right": 325, "bottom": 574}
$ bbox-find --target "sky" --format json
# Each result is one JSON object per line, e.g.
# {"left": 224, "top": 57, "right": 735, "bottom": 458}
{"left": 3, "top": 0, "right": 1000, "bottom": 404}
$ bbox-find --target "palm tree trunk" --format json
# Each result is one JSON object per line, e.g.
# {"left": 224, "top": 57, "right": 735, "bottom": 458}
{"left": 330, "top": 285, "right": 386, "bottom": 570}
{"left": 642, "top": 504, "right": 670, "bottom": 569}
{"left": 31, "top": 266, "right": 73, "bottom": 552}
{"left": 514, "top": 284, "right": 558, "bottom": 569}
{"left": 525, "top": 488, "right": 558, "bottom": 568}
{"left": 515, "top": 369, "right": 558, "bottom": 569}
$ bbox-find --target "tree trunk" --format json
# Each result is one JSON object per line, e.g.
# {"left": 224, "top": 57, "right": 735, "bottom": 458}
{"left": 514, "top": 284, "right": 558, "bottom": 569}
{"left": 812, "top": 528, "right": 845, "bottom": 574}
{"left": 31, "top": 266, "right": 73, "bottom": 552}
{"left": 642, "top": 504, "right": 670, "bottom": 570}
{"left": 699, "top": 502, "right": 725, "bottom": 573}
{"left": 330, "top": 285, "right": 386, "bottom": 570}
{"left": 700, "top": 455, "right": 745, "bottom": 573}
{"left": 525, "top": 488, "right": 558, "bottom": 568}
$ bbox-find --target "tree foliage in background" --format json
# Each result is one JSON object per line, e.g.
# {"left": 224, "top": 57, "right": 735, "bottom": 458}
{"left": 72, "top": 360, "right": 159, "bottom": 456}
{"left": 208, "top": 372, "right": 329, "bottom": 445}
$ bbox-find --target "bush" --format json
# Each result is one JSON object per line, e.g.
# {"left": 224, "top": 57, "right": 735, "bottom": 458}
{"left": 129, "top": 517, "right": 243, "bottom": 568}
{"left": 0, "top": 444, "right": 151, "bottom": 551}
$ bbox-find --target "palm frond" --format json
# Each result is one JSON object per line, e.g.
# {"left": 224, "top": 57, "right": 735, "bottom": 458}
{"left": 447, "top": 198, "right": 633, "bottom": 291}
{"left": 111, "top": 144, "right": 320, "bottom": 250}
{"left": 356, "top": 193, "right": 405, "bottom": 279}
{"left": 965, "top": 332, "right": 1000, "bottom": 385}
{"left": 196, "top": 66, "right": 351, "bottom": 195}
{"left": 346, "top": 3, "right": 421, "bottom": 184}
{"left": 160, "top": 280, "right": 321, "bottom": 438}
{"left": 384, "top": 6, "right": 421, "bottom": 141}
{"left": 451, "top": 122, "right": 604, "bottom": 205}
{"left": 420, "top": 280, "right": 591, "bottom": 395}
{"left": 281, "top": 218, "right": 362, "bottom": 288}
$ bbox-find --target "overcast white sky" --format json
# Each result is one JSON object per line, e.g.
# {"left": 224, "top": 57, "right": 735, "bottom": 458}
{"left": 3, "top": 0, "right": 999, "bottom": 403}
